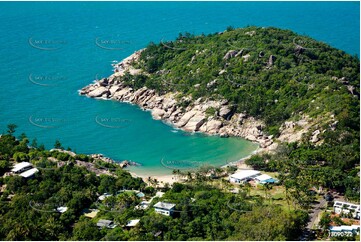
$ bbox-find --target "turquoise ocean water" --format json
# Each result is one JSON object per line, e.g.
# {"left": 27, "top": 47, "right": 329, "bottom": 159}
{"left": 0, "top": 2, "right": 359, "bottom": 175}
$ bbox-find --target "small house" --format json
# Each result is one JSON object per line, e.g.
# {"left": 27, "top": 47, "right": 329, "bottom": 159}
{"left": 135, "top": 201, "right": 150, "bottom": 210}
{"left": 125, "top": 219, "right": 140, "bottom": 228}
{"left": 229, "top": 170, "right": 261, "bottom": 184}
{"left": 98, "top": 193, "right": 112, "bottom": 201}
{"left": 97, "top": 219, "right": 116, "bottom": 229}
{"left": 56, "top": 206, "right": 68, "bottom": 213}
{"left": 154, "top": 202, "right": 176, "bottom": 216}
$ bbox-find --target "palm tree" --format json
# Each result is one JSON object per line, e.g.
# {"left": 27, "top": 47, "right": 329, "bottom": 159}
{"left": 263, "top": 183, "right": 272, "bottom": 204}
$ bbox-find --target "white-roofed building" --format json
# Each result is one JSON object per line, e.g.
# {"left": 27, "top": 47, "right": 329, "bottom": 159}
{"left": 155, "top": 191, "right": 165, "bottom": 198}
{"left": 98, "top": 193, "right": 112, "bottom": 201}
{"left": 229, "top": 170, "right": 261, "bottom": 184}
{"left": 56, "top": 206, "right": 68, "bottom": 213}
{"left": 19, "top": 168, "right": 39, "bottom": 178}
{"left": 11, "top": 162, "right": 33, "bottom": 173}
{"left": 135, "top": 201, "right": 150, "bottom": 210}
{"left": 333, "top": 201, "right": 360, "bottom": 219}
{"left": 154, "top": 202, "right": 176, "bottom": 216}
{"left": 329, "top": 225, "right": 360, "bottom": 236}
{"left": 96, "top": 219, "right": 116, "bottom": 229}
{"left": 126, "top": 219, "right": 140, "bottom": 228}
{"left": 254, "top": 174, "right": 278, "bottom": 184}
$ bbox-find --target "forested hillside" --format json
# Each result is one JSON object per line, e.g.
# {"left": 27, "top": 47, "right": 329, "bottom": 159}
{"left": 119, "top": 27, "right": 360, "bottom": 201}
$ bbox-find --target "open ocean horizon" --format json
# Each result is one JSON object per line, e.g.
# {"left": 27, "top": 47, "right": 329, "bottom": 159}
{"left": 0, "top": 1, "right": 359, "bottom": 175}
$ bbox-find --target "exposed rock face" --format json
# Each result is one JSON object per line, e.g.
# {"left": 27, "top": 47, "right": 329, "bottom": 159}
{"left": 88, "top": 86, "right": 110, "bottom": 98}
{"left": 223, "top": 50, "right": 239, "bottom": 60}
{"left": 242, "top": 54, "right": 251, "bottom": 62}
{"left": 310, "top": 129, "right": 321, "bottom": 143}
{"left": 267, "top": 55, "right": 276, "bottom": 67}
{"left": 219, "top": 106, "right": 233, "bottom": 119}
{"left": 278, "top": 118, "right": 312, "bottom": 143}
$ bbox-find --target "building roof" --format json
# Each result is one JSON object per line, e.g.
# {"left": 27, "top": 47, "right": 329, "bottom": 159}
{"left": 98, "top": 193, "right": 112, "bottom": 201}
{"left": 230, "top": 170, "right": 261, "bottom": 180}
{"left": 255, "top": 174, "right": 272, "bottom": 181}
{"left": 135, "top": 201, "right": 150, "bottom": 210}
{"left": 19, "top": 168, "right": 39, "bottom": 178}
{"left": 83, "top": 209, "right": 99, "bottom": 218}
{"left": 56, "top": 206, "right": 68, "bottom": 213}
{"left": 154, "top": 202, "right": 176, "bottom": 210}
{"left": 136, "top": 192, "right": 145, "bottom": 198}
{"left": 334, "top": 200, "right": 360, "bottom": 211}
{"left": 11, "top": 162, "right": 33, "bottom": 173}
{"left": 97, "top": 219, "right": 116, "bottom": 228}
{"left": 126, "top": 219, "right": 140, "bottom": 227}
{"left": 330, "top": 225, "right": 360, "bottom": 232}
{"left": 155, "top": 191, "right": 165, "bottom": 198}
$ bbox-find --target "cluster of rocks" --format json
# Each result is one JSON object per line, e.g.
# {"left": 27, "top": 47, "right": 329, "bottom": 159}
{"left": 90, "top": 154, "right": 140, "bottom": 168}
{"left": 332, "top": 76, "right": 359, "bottom": 98}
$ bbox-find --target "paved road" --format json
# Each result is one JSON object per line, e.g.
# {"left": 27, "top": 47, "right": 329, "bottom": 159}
{"left": 299, "top": 198, "right": 327, "bottom": 241}
{"left": 307, "top": 198, "right": 327, "bottom": 230}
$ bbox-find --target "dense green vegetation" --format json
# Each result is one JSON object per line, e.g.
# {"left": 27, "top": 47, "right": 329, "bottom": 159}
{"left": 124, "top": 27, "right": 359, "bottom": 136}
{"left": 0, "top": 125, "right": 308, "bottom": 240}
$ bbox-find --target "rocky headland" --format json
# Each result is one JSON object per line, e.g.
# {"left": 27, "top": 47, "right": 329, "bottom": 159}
{"left": 79, "top": 49, "right": 332, "bottom": 154}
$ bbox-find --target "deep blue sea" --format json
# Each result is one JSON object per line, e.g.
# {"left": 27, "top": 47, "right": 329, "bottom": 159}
{"left": 0, "top": 1, "right": 359, "bottom": 175}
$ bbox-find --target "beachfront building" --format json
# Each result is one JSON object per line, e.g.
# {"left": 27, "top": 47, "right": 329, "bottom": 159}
{"left": 154, "top": 202, "right": 176, "bottom": 216}
{"left": 96, "top": 219, "right": 117, "bottom": 229}
{"left": 229, "top": 170, "right": 261, "bottom": 184}
{"left": 254, "top": 174, "right": 278, "bottom": 184}
{"left": 333, "top": 201, "right": 360, "bottom": 219}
